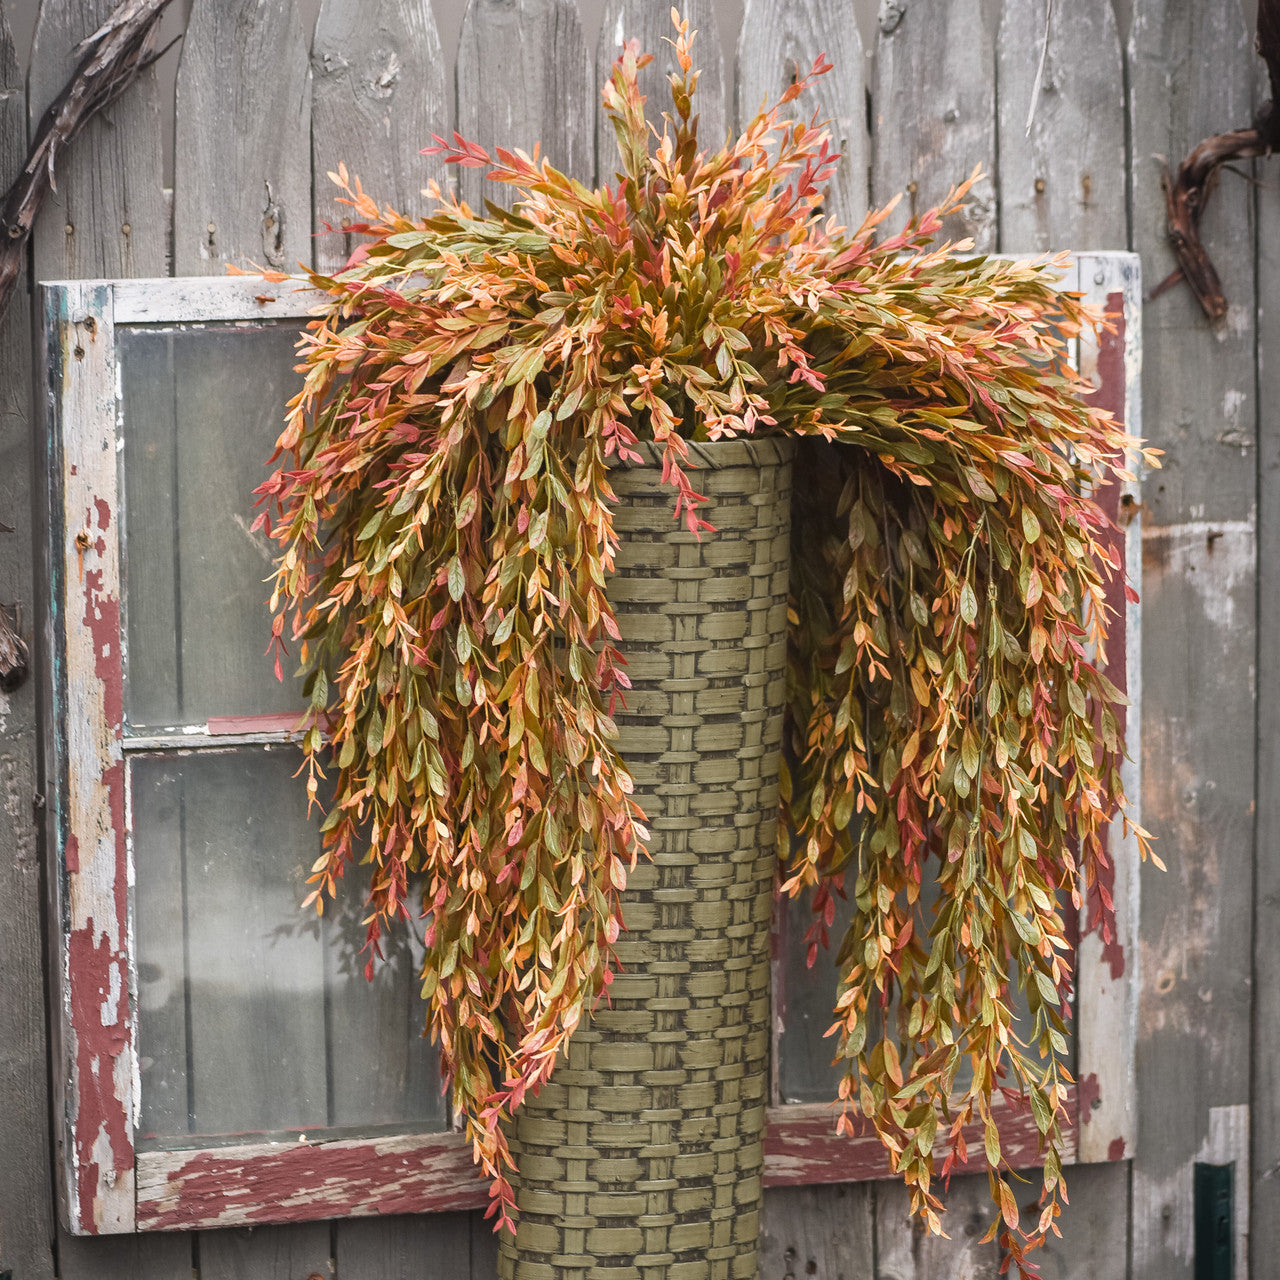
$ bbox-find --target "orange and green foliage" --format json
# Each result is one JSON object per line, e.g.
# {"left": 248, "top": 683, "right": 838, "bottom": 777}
{"left": 256, "top": 17, "right": 1156, "bottom": 1271}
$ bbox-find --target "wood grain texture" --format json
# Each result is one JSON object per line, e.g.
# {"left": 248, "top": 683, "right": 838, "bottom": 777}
{"left": 735, "top": 0, "right": 868, "bottom": 230}
{"left": 1074, "top": 253, "right": 1143, "bottom": 1167}
{"left": 872, "top": 0, "right": 996, "bottom": 249}
{"left": 1020, "top": 1161, "right": 1129, "bottom": 1280}
{"left": 312, "top": 0, "right": 448, "bottom": 272}
{"left": 596, "top": 0, "right": 727, "bottom": 185}
{"left": 197, "top": 1223, "right": 332, "bottom": 1280}
{"left": 27, "top": 0, "right": 166, "bottom": 282}
{"left": 0, "top": 5, "right": 56, "bottom": 1276}
{"left": 875, "top": 1173, "right": 1000, "bottom": 1280}
{"left": 336, "top": 1212, "right": 476, "bottom": 1279}
{"left": 1254, "top": 55, "right": 1280, "bottom": 1275}
{"left": 56, "top": 1227, "right": 193, "bottom": 1280}
{"left": 759, "top": 1183, "right": 874, "bottom": 1279}
{"left": 456, "top": 0, "right": 593, "bottom": 211}
{"left": 44, "top": 282, "right": 136, "bottom": 1235}
{"left": 996, "top": 0, "right": 1127, "bottom": 252}
{"left": 137, "top": 1130, "right": 488, "bottom": 1229}
{"left": 1127, "top": 4, "right": 1257, "bottom": 1278}
{"left": 173, "top": 0, "right": 312, "bottom": 274}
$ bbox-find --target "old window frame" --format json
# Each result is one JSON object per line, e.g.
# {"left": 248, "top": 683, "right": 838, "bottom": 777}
{"left": 40, "top": 257, "right": 1140, "bottom": 1235}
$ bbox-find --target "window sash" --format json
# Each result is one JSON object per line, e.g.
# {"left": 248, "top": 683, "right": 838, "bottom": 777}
{"left": 41, "top": 259, "right": 1141, "bottom": 1235}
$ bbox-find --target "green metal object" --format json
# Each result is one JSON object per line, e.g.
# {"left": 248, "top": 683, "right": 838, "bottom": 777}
{"left": 1194, "top": 1161, "right": 1234, "bottom": 1280}
{"left": 498, "top": 439, "right": 793, "bottom": 1280}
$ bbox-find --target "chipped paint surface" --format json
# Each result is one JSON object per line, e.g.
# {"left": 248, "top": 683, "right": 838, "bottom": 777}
{"left": 47, "top": 283, "right": 135, "bottom": 1233}
{"left": 136, "top": 1131, "right": 489, "bottom": 1229}
{"left": 765, "top": 1087, "right": 1078, "bottom": 1187}
{"left": 1074, "top": 255, "right": 1143, "bottom": 1165}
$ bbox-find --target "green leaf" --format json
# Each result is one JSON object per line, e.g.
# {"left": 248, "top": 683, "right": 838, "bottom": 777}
{"left": 447, "top": 556, "right": 465, "bottom": 601}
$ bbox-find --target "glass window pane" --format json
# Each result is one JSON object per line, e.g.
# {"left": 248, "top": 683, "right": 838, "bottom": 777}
{"left": 133, "top": 747, "right": 445, "bottom": 1148}
{"left": 120, "top": 324, "right": 303, "bottom": 729}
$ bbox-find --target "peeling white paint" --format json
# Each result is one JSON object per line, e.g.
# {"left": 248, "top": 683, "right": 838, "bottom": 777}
{"left": 1142, "top": 520, "right": 1255, "bottom": 633}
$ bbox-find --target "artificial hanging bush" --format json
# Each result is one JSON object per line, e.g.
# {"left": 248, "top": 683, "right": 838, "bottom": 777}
{"left": 256, "top": 18, "right": 1156, "bottom": 1272}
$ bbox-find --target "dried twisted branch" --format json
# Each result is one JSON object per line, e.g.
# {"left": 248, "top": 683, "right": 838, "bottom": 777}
{"left": 1159, "top": 0, "right": 1280, "bottom": 319}
{"left": 0, "top": 0, "right": 178, "bottom": 321}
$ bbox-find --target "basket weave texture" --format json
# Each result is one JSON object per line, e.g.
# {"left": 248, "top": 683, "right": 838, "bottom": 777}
{"left": 498, "top": 439, "right": 793, "bottom": 1280}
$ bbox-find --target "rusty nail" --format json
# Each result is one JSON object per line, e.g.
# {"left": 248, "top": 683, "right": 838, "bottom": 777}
{"left": 64, "top": 222, "right": 74, "bottom": 236}
{"left": 1034, "top": 178, "right": 1046, "bottom": 194}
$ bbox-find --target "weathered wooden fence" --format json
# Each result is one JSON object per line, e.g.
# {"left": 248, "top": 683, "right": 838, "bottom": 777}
{"left": 0, "top": 1, "right": 1269, "bottom": 1278}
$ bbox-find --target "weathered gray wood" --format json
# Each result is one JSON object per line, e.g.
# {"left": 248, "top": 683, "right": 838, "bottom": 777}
{"left": 1023, "top": 1161, "right": 1129, "bottom": 1280}
{"left": 872, "top": 0, "right": 996, "bottom": 249}
{"left": 596, "top": 0, "right": 727, "bottom": 185}
{"left": 456, "top": 0, "right": 593, "bottom": 212}
{"left": 173, "top": 0, "right": 312, "bottom": 274}
{"left": 198, "top": 1222, "right": 332, "bottom": 1280}
{"left": 875, "top": 1173, "right": 1000, "bottom": 1279}
{"left": 736, "top": 0, "right": 868, "bottom": 231}
{"left": 471, "top": 1211, "right": 500, "bottom": 1278}
{"left": 336, "top": 1212, "right": 475, "bottom": 1279}
{"left": 312, "top": 0, "right": 448, "bottom": 272}
{"left": 57, "top": 1227, "right": 193, "bottom": 1280}
{"left": 0, "top": 5, "right": 56, "bottom": 1276}
{"left": 997, "top": 0, "right": 1127, "bottom": 251}
{"left": 1128, "top": 4, "right": 1257, "bottom": 1279}
{"left": 1254, "top": 53, "right": 1280, "bottom": 1275}
{"left": 1074, "top": 253, "right": 1143, "bottom": 1167}
{"left": 27, "top": 0, "right": 166, "bottom": 281}
{"left": 760, "top": 1183, "right": 875, "bottom": 1278}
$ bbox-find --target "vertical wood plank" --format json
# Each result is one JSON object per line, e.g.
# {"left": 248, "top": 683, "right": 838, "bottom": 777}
{"left": 173, "top": 0, "right": 312, "bottom": 274}
{"left": 169, "top": 25, "right": 314, "bottom": 1280}
{"left": 996, "top": 0, "right": 1126, "bottom": 252}
{"left": 27, "top": 0, "right": 166, "bottom": 281}
{"left": 336, "top": 1213, "right": 475, "bottom": 1279}
{"left": 311, "top": 0, "right": 448, "bottom": 272}
{"left": 0, "top": 4, "right": 56, "bottom": 1276}
{"left": 1127, "top": 4, "right": 1257, "bottom": 1279}
{"left": 198, "top": 1223, "right": 331, "bottom": 1280}
{"left": 1254, "top": 43, "right": 1280, "bottom": 1275}
{"left": 760, "top": 1183, "right": 875, "bottom": 1278}
{"left": 56, "top": 1230, "right": 194, "bottom": 1280}
{"left": 596, "top": 0, "right": 727, "bottom": 185}
{"left": 872, "top": 0, "right": 996, "bottom": 248}
{"left": 1018, "top": 1161, "right": 1129, "bottom": 1280}
{"left": 471, "top": 1210, "right": 500, "bottom": 1279}
{"left": 1074, "top": 252, "right": 1144, "bottom": 1167}
{"left": 875, "top": 1173, "right": 1000, "bottom": 1280}
{"left": 456, "top": 0, "right": 593, "bottom": 213}
{"left": 735, "top": 0, "right": 868, "bottom": 231}
{"left": 29, "top": 1, "right": 177, "bottom": 1270}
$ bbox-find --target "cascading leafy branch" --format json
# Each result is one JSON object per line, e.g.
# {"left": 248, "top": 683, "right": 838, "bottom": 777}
{"left": 255, "top": 15, "right": 1157, "bottom": 1272}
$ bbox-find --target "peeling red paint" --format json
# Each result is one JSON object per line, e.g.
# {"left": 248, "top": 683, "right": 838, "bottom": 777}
{"left": 1107, "top": 1137, "right": 1126, "bottom": 1161}
{"left": 67, "top": 922, "right": 133, "bottom": 1221}
{"left": 764, "top": 1086, "right": 1078, "bottom": 1187}
{"left": 1084, "top": 294, "right": 1128, "bottom": 981}
{"left": 83, "top": 567, "right": 123, "bottom": 736}
{"left": 1077, "top": 1071, "right": 1101, "bottom": 1124}
{"left": 68, "top": 490, "right": 132, "bottom": 1231}
{"left": 137, "top": 1132, "right": 489, "bottom": 1229}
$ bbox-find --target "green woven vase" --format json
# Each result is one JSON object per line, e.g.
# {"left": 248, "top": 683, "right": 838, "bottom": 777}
{"left": 498, "top": 438, "right": 793, "bottom": 1280}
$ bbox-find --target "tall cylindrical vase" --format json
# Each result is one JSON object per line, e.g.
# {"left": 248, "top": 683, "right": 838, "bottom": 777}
{"left": 498, "top": 438, "right": 793, "bottom": 1280}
